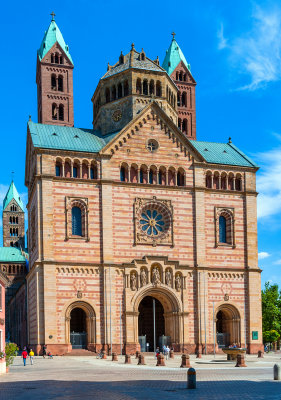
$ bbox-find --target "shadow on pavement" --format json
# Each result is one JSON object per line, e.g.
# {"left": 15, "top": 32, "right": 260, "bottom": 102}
{"left": 1, "top": 379, "right": 281, "bottom": 400}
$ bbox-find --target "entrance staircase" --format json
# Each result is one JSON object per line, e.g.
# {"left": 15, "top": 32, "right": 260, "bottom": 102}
{"left": 64, "top": 349, "right": 96, "bottom": 356}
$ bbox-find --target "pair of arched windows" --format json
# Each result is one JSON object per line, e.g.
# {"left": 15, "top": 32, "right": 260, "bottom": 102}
{"left": 51, "top": 74, "right": 63, "bottom": 91}
{"left": 51, "top": 53, "right": 64, "bottom": 64}
{"left": 52, "top": 103, "right": 64, "bottom": 121}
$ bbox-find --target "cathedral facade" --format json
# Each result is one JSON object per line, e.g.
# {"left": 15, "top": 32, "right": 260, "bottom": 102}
{"left": 24, "top": 15, "right": 263, "bottom": 355}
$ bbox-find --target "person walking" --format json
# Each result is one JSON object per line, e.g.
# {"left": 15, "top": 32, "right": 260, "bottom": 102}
{"left": 22, "top": 348, "right": 28, "bottom": 366}
{"left": 166, "top": 345, "right": 170, "bottom": 360}
{"left": 43, "top": 344, "right": 47, "bottom": 359}
{"left": 29, "top": 349, "right": 34, "bottom": 365}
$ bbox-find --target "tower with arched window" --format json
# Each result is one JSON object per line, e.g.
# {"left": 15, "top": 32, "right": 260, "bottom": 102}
{"left": 2, "top": 181, "right": 25, "bottom": 248}
{"left": 162, "top": 35, "right": 197, "bottom": 139}
{"left": 36, "top": 14, "right": 74, "bottom": 126}
{"left": 92, "top": 44, "right": 178, "bottom": 135}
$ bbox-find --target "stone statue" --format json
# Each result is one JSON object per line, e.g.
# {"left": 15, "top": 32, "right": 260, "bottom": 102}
{"left": 130, "top": 273, "right": 137, "bottom": 290}
{"left": 152, "top": 267, "right": 161, "bottom": 285}
{"left": 165, "top": 269, "right": 172, "bottom": 287}
{"left": 175, "top": 274, "right": 182, "bottom": 291}
{"left": 140, "top": 269, "right": 147, "bottom": 286}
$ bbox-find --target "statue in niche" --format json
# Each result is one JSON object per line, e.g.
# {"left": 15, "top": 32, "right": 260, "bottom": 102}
{"left": 152, "top": 267, "right": 161, "bottom": 285}
{"left": 165, "top": 269, "right": 172, "bottom": 287}
{"left": 130, "top": 272, "right": 137, "bottom": 291}
{"left": 140, "top": 269, "right": 147, "bottom": 286}
{"left": 175, "top": 274, "right": 182, "bottom": 291}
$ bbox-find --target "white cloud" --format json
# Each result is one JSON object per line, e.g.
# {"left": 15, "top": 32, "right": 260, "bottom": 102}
{"left": 218, "top": 6, "right": 281, "bottom": 90}
{"left": 217, "top": 23, "right": 228, "bottom": 50}
{"left": 256, "top": 145, "right": 281, "bottom": 219}
{"left": 273, "top": 259, "right": 281, "bottom": 265}
{"left": 258, "top": 251, "right": 270, "bottom": 259}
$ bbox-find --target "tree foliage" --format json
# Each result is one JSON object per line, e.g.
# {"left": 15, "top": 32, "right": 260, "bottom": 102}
{"left": 5, "top": 342, "right": 18, "bottom": 367}
{"left": 262, "top": 282, "right": 281, "bottom": 342}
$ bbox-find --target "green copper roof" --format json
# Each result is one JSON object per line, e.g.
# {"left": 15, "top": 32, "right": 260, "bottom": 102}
{"left": 38, "top": 18, "right": 73, "bottom": 65}
{"left": 28, "top": 121, "right": 120, "bottom": 153}
{"left": 162, "top": 38, "right": 191, "bottom": 76}
{"left": 0, "top": 247, "right": 26, "bottom": 263}
{"left": 3, "top": 181, "right": 24, "bottom": 211}
{"left": 192, "top": 141, "right": 258, "bottom": 168}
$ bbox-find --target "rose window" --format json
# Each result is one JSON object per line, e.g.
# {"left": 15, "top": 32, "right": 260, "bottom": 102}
{"left": 140, "top": 209, "right": 165, "bottom": 236}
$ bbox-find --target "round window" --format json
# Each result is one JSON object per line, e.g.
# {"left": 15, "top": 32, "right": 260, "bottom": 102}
{"left": 147, "top": 139, "right": 159, "bottom": 153}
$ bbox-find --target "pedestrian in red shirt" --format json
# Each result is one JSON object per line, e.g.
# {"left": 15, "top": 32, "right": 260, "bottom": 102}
{"left": 22, "top": 347, "right": 28, "bottom": 366}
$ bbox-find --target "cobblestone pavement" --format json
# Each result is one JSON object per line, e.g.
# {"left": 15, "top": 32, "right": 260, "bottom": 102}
{"left": 1, "top": 354, "right": 281, "bottom": 399}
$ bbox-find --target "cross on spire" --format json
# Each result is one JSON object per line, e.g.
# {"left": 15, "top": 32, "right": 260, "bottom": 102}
{"left": 50, "top": 11, "right": 56, "bottom": 21}
{"left": 171, "top": 31, "right": 176, "bottom": 39}
{"left": 11, "top": 171, "right": 14, "bottom": 182}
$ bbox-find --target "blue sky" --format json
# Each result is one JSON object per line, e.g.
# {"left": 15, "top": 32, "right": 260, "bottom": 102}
{"left": 1, "top": 0, "right": 281, "bottom": 287}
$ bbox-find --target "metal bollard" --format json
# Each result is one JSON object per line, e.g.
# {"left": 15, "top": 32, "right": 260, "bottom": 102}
{"left": 125, "top": 354, "right": 131, "bottom": 364}
{"left": 274, "top": 364, "right": 281, "bottom": 380}
{"left": 187, "top": 367, "right": 196, "bottom": 389}
{"left": 112, "top": 352, "right": 118, "bottom": 361}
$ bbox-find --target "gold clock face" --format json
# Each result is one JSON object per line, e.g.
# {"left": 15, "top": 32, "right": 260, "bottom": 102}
{"left": 112, "top": 109, "right": 122, "bottom": 122}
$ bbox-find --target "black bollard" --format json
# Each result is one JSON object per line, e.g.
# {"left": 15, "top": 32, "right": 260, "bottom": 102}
{"left": 187, "top": 367, "right": 196, "bottom": 389}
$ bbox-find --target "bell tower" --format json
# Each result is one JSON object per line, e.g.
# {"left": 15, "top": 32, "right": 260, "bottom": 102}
{"left": 36, "top": 13, "right": 74, "bottom": 126}
{"left": 162, "top": 34, "right": 196, "bottom": 139}
{"left": 2, "top": 181, "right": 25, "bottom": 248}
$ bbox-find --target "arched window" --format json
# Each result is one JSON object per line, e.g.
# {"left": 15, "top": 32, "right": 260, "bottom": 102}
{"left": 112, "top": 86, "right": 116, "bottom": 101}
{"left": 120, "top": 164, "right": 128, "bottom": 182}
{"left": 236, "top": 174, "right": 242, "bottom": 191}
{"left": 72, "top": 207, "right": 82, "bottom": 236}
{"left": 143, "top": 80, "right": 148, "bottom": 95}
{"left": 58, "top": 75, "right": 63, "bottom": 91}
{"left": 52, "top": 103, "right": 57, "bottom": 120}
{"left": 105, "top": 88, "right": 110, "bottom": 103}
{"left": 219, "top": 216, "right": 227, "bottom": 243}
{"left": 158, "top": 170, "right": 162, "bottom": 184}
{"left": 55, "top": 53, "right": 59, "bottom": 64}
{"left": 179, "top": 71, "right": 183, "bottom": 81}
{"left": 182, "top": 119, "right": 187, "bottom": 134}
{"left": 177, "top": 170, "right": 185, "bottom": 186}
{"left": 149, "top": 80, "right": 154, "bottom": 95}
{"left": 118, "top": 83, "right": 122, "bottom": 98}
{"left": 73, "top": 166, "right": 78, "bottom": 178}
{"left": 182, "top": 92, "right": 187, "bottom": 107}
{"left": 149, "top": 169, "right": 153, "bottom": 184}
{"left": 178, "top": 118, "right": 182, "bottom": 130}
{"left": 60, "top": 56, "right": 64, "bottom": 64}
{"left": 59, "top": 104, "right": 64, "bottom": 121}
{"left": 156, "top": 81, "right": 161, "bottom": 97}
{"left": 176, "top": 72, "right": 179, "bottom": 80}
{"left": 51, "top": 74, "right": 56, "bottom": 90}
{"left": 140, "top": 168, "right": 143, "bottom": 183}
{"left": 206, "top": 172, "right": 212, "bottom": 188}
{"left": 10, "top": 228, "right": 12, "bottom": 236}
{"left": 124, "top": 81, "right": 129, "bottom": 96}
{"left": 55, "top": 162, "right": 61, "bottom": 177}
{"left": 90, "top": 165, "right": 98, "bottom": 179}
{"left": 51, "top": 54, "right": 54, "bottom": 63}
{"left": 177, "top": 93, "right": 180, "bottom": 107}
{"left": 136, "top": 79, "right": 142, "bottom": 94}
{"left": 9, "top": 217, "right": 12, "bottom": 224}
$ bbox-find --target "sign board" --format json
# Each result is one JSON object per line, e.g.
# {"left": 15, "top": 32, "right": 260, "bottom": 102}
{"left": 252, "top": 331, "right": 258, "bottom": 340}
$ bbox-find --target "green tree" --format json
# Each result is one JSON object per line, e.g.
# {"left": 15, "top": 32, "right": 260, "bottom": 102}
{"left": 5, "top": 342, "right": 18, "bottom": 367}
{"left": 262, "top": 282, "right": 281, "bottom": 342}
{"left": 263, "top": 330, "right": 280, "bottom": 343}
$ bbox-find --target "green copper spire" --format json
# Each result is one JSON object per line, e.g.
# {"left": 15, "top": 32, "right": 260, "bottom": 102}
{"left": 37, "top": 13, "right": 73, "bottom": 65}
{"left": 3, "top": 181, "right": 24, "bottom": 211}
{"left": 162, "top": 33, "right": 191, "bottom": 76}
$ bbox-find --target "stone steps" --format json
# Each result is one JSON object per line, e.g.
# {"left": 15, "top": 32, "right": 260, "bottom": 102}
{"left": 64, "top": 349, "right": 96, "bottom": 356}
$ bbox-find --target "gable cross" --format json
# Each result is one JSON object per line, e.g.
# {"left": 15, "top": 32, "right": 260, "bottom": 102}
{"left": 50, "top": 11, "right": 56, "bottom": 21}
{"left": 171, "top": 32, "right": 176, "bottom": 39}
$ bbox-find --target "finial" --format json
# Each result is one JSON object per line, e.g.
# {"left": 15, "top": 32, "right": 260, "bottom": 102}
{"left": 131, "top": 43, "right": 135, "bottom": 50}
{"left": 228, "top": 137, "right": 232, "bottom": 144}
{"left": 29, "top": 115, "right": 32, "bottom": 121}
{"left": 50, "top": 11, "right": 56, "bottom": 21}
{"left": 171, "top": 31, "right": 176, "bottom": 39}
{"left": 11, "top": 171, "right": 14, "bottom": 182}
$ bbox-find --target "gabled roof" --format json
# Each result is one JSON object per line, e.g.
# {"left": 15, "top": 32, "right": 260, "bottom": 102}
{"left": 0, "top": 247, "right": 27, "bottom": 263}
{"left": 28, "top": 121, "right": 120, "bottom": 153}
{"left": 162, "top": 38, "right": 191, "bottom": 76}
{"left": 38, "top": 18, "right": 73, "bottom": 65}
{"left": 3, "top": 181, "right": 24, "bottom": 211}
{"left": 102, "top": 47, "right": 164, "bottom": 79}
{"left": 192, "top": 141, "right": 258, "bottom": 168}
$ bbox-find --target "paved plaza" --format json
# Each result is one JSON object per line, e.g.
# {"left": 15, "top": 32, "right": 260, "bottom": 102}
{"left": 1, "top": 353, "right": 281, "bottom": 399}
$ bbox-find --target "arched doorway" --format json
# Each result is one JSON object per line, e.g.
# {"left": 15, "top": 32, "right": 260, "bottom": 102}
{"left": 216, "top": 305, "right": 241, "bottom": 348}
{"left": 138, "top": 296, "right": 167, "bottom": 351}
{"left": 70, "top": 308, "right": 87, "bottom": 349}
{"left": 65, "top": 301, "right": 96, "bottom": 350}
